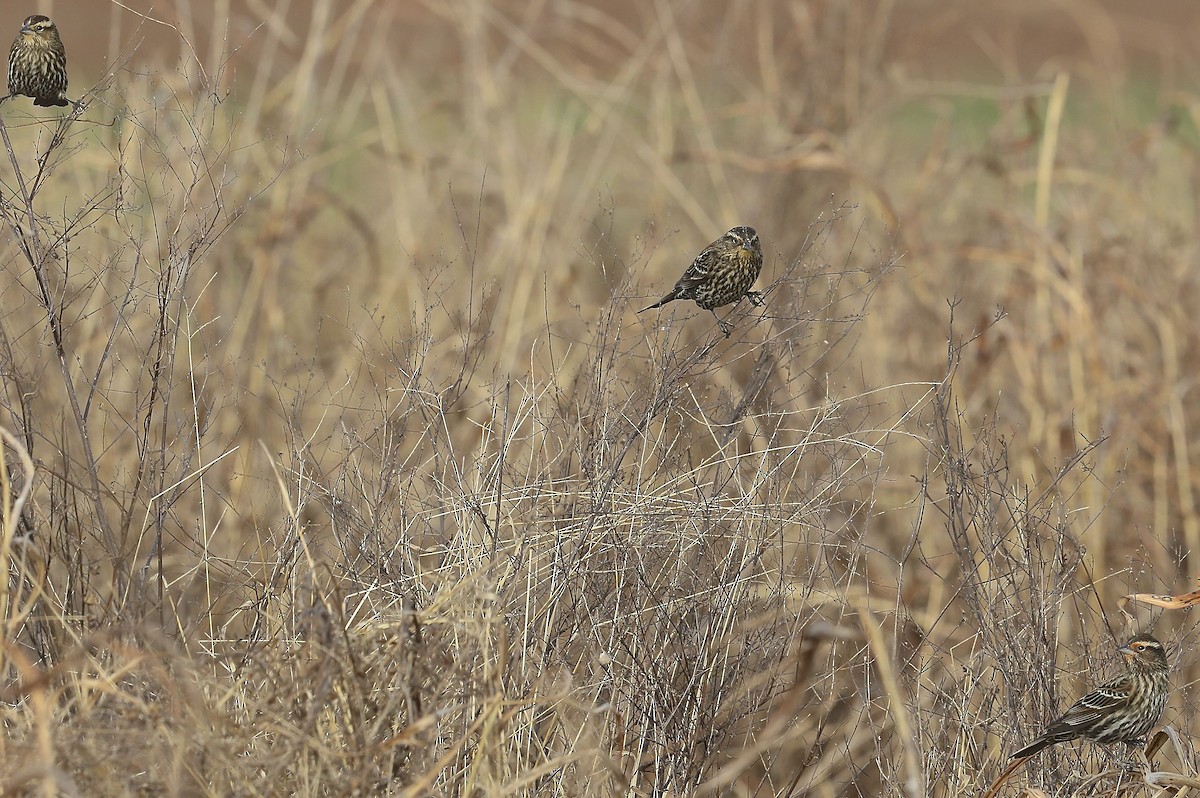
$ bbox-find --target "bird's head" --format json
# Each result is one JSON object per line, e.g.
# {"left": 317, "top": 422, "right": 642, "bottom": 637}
{"left": 19, "top": 15, "right": 59, "bottom": 43}
{"left": 1120, "top": 633, "right": 1169, "bottom": 673}
{"left": 726, "top": 226, "right": 760, "bottom": 261}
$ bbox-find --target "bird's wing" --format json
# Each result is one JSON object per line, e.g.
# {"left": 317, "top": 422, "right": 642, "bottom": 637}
{"left": 692, "top": 245, "right": 719, "bottom": 276}
{"left": 674, "top": 247, "right": 715, "bottom": 290}
{"left": 1044, "top": 680, "right": 1131, "bottom": 734}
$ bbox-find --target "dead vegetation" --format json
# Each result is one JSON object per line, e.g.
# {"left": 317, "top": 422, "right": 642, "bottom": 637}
{"left": 0, "top": 1, "right": 1199, "bottom": 795}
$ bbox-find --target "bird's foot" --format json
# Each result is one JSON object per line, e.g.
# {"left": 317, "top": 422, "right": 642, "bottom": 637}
{"left": 1116, "top": 748, "right": 1151, "bottom": 773}
{"left": 746, "top": 290, "right": 765, "bottom": 307}
{"left": 717, "top": 319, "right": 732, "bottom": 337}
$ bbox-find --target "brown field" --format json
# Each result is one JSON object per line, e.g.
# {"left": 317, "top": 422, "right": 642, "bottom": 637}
{"left": 2, "top": 1, "right": 1200, "bottom": 795}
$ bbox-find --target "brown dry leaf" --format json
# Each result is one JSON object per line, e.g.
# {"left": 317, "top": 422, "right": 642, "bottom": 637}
{"left": 1118, "top": 588, "right": 1200, "bottom": 613}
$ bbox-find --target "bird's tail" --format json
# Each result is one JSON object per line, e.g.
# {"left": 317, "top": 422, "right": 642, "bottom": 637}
{"left": 638, "top": 291, "right": 677, "bottom": 313}
{"left": 1008, "top": 736, "right": 1052, "bottom": 761}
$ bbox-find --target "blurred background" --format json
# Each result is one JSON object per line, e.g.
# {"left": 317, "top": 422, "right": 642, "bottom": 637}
{"left": 58, "top": 1, "right": 1200, "bottom": 79}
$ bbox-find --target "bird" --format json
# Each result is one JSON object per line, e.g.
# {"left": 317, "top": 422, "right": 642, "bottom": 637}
{"left": 1009, "top": 633, "right": 1170, "bottom": 761}
{"left": 639, "top": 225, "right": 764, "bottom": 337}
{"left": 6, "top": 14, "right": 69, "bottom": 107}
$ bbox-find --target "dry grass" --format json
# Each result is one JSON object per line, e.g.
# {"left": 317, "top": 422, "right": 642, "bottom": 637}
{"left": 0, "top": 0, "right": 1199, "bottom": 795}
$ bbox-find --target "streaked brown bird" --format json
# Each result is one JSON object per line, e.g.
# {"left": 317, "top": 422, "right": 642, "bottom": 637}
{"left": 7, "top": 14, "right": 68, "bottom": 107}
{"left": 639, "top": 225, "right": 764, "bottom": 337}
{"left": 1009, "top": 634, "right": 1170, "bottom": 760}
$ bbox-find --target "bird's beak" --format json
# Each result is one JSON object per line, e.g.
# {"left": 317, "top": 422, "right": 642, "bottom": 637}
{"left": 19, "top": 23, "right": 31, "bottom": 34}
{"left": 1118, "top": 643, "right": 1136, "bottom": 658}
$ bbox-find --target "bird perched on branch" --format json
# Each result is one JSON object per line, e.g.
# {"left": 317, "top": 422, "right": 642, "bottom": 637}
{"left": 639, "top": 225, "right": 764, "bottom": 337}
{"left": 7, "top": 14, "right": 69, "bottom": 107}
{"left": 1009, "top": 633, "right": 1169, "bottom": 761}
